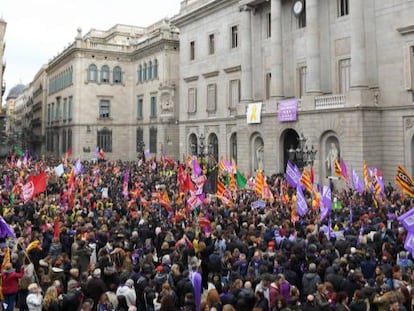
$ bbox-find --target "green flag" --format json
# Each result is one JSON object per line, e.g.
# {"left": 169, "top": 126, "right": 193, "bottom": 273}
{"left": 13, "top": 146, "right": 24, "bottom": 157}
{"left": 236, "top": 170, "right": 247, "bottom": 189}
{"left": 225, "top": 172, "right": 230, "bottom": 187}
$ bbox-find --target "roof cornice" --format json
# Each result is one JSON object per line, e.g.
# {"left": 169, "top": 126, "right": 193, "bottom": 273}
{"left": 172, "top": 0, "right": 239, "bottom": 27}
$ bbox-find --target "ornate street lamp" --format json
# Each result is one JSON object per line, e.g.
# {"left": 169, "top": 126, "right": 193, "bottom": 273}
{"left": 287, "top": 133, "right": 317, "bottom": 170}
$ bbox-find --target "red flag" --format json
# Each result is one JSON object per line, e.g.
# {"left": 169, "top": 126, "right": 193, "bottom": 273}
{"left": 255, "top": 170, "right": 264, "bottom": 196}
{"left": 33, "top": 171, "right": 47, "bottom": 195}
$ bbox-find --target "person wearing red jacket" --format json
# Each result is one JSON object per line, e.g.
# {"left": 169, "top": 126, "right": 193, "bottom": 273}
{"left": 2, "top": 263, "right": 25, "bottom": 311}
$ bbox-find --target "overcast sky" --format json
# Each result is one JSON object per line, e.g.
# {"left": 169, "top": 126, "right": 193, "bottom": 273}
{"left": 1, "top": 0, "right": 181, "bottom": 100}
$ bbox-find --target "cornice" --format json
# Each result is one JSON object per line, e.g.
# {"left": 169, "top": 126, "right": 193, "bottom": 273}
{"left": 397, "top": 24, "right": 414, "bottom": 35}
{"left": 184, "top": 75, "right": 199, "bottom": 82}
{"left": 223, "top": 65, "right": 241, "bottom": 73}
{"left": 172, "top": 0, "right": 239, "bottom": 27}
{"left": 202, "top": 70, "right": 219, "bottom": 78}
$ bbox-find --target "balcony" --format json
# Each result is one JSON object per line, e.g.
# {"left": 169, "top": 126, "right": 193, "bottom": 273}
{"left": 315, "top": 94, "right": 346, "bottom": 110}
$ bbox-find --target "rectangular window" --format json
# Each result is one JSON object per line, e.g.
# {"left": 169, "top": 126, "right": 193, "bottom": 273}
{"left": 68, "top": 96, "right": 72, "bottom": 120}
{"left": 149, "top": 127, "right": 157, "bottom": 154}
{"left": 229, "top": 79, "right": 240, "bottom": 108}
{"left": 209, "top": 34, "right": 215, "bottom": 55}
{"left": 68, "top": 129, "right": 72, "bottom": 151}
{"left": 56, "top": 97, "right": 61, "bottom": 121}
{"left": 265, "top": 73, "right": 272, "bottom": 99}
{"left": 190, "top": 41, "right": 195, "bottom": 60}
{"left": 207, "top": 83, "right": 217, "bottom": 112}
{"left": 51, "top": 103, "right": 55, "bottom": 121}
{"left": 337, "top": 0, "right": 349, "bottom": 17}
{"left": 97, "top": 129, "right": 112, "bottom": 152}
{"left": 99, "top": 99, "right": 110, "bottom": 119}
{"left": 231, "top": 25, "right": 238, "bottom": 48}
{"left": 47, "top": 104, "right": 51, "bottom": 124}
{"left": 63, "top": 98, "right": 67, "bottom": 121}
{"left": 339, "top": 58, "right": 351, "bottom": 94}
{"left": 188, "top": 88, "right": 197, "bottom": 113}
{"left": 266, "top": 13, "right": 271, "bottom": 38}
{"left": 136, "top": 128, "right": 144, "bottom": 152}
{"left": 137, "top": 97, "right": 143, "bottom": 119}
{"left": 150, "top": 95, "right": 157, "bottom": 118}
{"left": 299, "top": 66, "right": 307, "bottom": 97}
{"left": 62, "top": 129, "right": 67, "bottom": 153}
{"left": 298, "top": 1, "right": 307, "bottom": 28}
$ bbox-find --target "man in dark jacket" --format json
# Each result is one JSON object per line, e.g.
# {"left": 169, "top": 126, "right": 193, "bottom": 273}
{"left": 302, "top": 263, "right": 321, "bottom": 297}
{"left": 60, "top": 279, "right": 83, "bottom": 311}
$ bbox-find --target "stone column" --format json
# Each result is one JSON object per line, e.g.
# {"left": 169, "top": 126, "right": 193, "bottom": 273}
{"left": 271, "top": 0, "right": 284, "bottom": 98}
{"left": 305, "top": 0, "right": 321, "bottom": 94}
{"left": 240, "top": 5, "right": 253, "bottom": 102}
{"left": 350, "top": 0, "right": 367, "bottom": 88}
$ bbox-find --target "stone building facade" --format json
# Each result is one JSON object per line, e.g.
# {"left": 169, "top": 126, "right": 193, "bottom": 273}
{"left": 172, "top": 0, "right": 414, "bottom": 183}
{"left": 44, "top": 21, "right": 179, "bottom": 161}
{"left": 0, "top": 19, "right": 7, "bottom": 155}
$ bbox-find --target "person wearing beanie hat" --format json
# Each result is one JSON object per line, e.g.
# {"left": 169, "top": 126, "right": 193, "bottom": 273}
{"left": 302, "top": 263, "right": 321, "bottom": 297}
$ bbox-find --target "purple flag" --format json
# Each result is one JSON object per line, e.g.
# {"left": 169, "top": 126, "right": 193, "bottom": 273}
{"left": 404, "top": 232, "right": 414, "bottom": 252}
{"left": 398, "top": 208, "right": 414, "bottom": 231}
{"left": 192, "top": 156, "right": 202, "bottom": 177}
{"left": 74, "top": 159, "right": 83, "bottom": 175}
{"left": 278, "top": 98, "right": 298, "bottom": 122}
{"left": 350, "top": 205, "right": 353, "bottom": 224}
{"left": 340, "top": 159, "right": 349, "bottom": 183}
{"left": 351, "top": 168, "right": 364, "bottom": 195}
{"left": 93, "top": 147, "right": 100, "bottom": 160}
{"left": 320, "top": 185, "right": 331, "bottom": 222}
{"left": 296, "top": 185, "right": 308, "bottom": 216}
{"left": 286, "top": 161, "right": 301, "bottom": 187}
{"left": 0, "top": 216, "right": 15, "bottom": 238}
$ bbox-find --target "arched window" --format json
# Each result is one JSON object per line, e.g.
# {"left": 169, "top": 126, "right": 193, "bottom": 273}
{"left": 143, "top": 63, "right": 147, "bottom": 81}
{"left": 88, "top": 64, "right": 98, "bottom": 82}
{"left": 113, "top": 66, "right": 122, "bottom": 84}
{"left": 138, "top": 65, "right": 142, "bottom": 83}
{"left": 148, "top": 61, "right": 153, "bottom": 80}
{"left": 101, "top": 65, "right": 110, "bottom": 83}
{"left": 153, "top": 59, "right": 158, "bottom": 78}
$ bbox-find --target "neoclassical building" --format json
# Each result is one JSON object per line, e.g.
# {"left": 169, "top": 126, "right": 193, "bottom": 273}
{"left": 172, "top": 0, "right": 414, "bottom": 182}
{"left": 44, "top": 21, "right": 180, "bottom": 160}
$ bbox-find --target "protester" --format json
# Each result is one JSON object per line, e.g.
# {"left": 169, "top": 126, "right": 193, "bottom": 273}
{"left": 0, "top": 153, "right": 410, "bottom": 311}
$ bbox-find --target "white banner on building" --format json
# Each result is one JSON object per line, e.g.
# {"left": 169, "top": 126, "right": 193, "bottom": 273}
{"left": 246, "top": 102, "right": 262, "bottom": 124}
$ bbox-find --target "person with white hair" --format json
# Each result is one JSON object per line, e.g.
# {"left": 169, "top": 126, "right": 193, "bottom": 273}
{"left": 116, "top": 279, "right": 136, "bottom": 309}
{"left": 26, "top": 283, "right": 43, "bottom": 311}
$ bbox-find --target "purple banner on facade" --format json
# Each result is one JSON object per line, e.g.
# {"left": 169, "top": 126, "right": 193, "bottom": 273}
{"left": 278, "top": 98, "right": 298, "bottom": 122}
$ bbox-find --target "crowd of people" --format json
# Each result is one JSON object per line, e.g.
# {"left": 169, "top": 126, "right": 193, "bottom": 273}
{"left": 0, "top": 154, "right": 410, "bottom": 311}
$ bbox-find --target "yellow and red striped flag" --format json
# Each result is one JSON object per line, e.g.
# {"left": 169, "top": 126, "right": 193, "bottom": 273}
{"left": 1, "top": 247, "right": 10, "bottom": 272}
{"left": 363, "top": 161, "right": 370, "bottom": 190}
{"left": 216, "top": 177, "right": 226, "bottom": 197}
{"left": 300, "top": 168, "right": 313, "bottom": 194}
{"left": 396, "top": 165, "right": 414, "bottom": 197}
{"left": 334, "top": 160, "right": 342, "bottom": 177}
{"left": 255, "top": 170, "right": 264, "bottom": 196}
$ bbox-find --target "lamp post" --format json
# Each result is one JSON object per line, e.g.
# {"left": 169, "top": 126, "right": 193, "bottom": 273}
{"left": 198, "top": 133, "right": 205, "bottom": 160}
{"left": 287, "top": 133, "right": 317, "bottom": 170}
